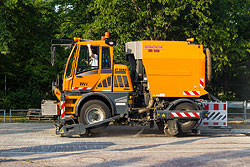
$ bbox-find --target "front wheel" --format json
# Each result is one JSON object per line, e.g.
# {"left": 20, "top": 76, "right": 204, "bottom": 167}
{"left": 79, "top": 100, "right": 110, "bottom": 133}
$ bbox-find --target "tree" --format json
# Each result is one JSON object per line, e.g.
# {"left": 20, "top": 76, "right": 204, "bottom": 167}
{"left": 0, "top": 0, "right": 59, "bottom": 108}
{"left": 55, "top": 0, "right": 250, "bottom": 100}
{"left": 193, "top": 0, "right": 250, "bottom": 100}
{"left": 55, "top": 0, "right": 213, "bottom": 63}
{"left": 0, "top": 0, "right": 249, "bottom": 110}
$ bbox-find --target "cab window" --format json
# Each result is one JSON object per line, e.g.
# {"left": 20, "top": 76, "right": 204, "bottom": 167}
{"left": 102, "top": 46, "right": 111, "bottom": 69}
{"left": 77, "top": 45, "right": 99, "bottom": 74}
{"left": 65, "top": 45, "right": 77, "bottom": 78}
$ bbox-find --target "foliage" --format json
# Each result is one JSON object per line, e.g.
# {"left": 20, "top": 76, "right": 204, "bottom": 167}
{"left": 0, "top": 0, "right": 249, "bottom": 109}
{"left": 199, "top": 0, "right": 250, "bottom": 100}
{"left": 0, "top": 0, "right": 59, "bottom": 109}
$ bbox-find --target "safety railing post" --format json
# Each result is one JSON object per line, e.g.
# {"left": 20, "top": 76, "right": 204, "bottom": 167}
{"left": 9, "top": 108, "right": 11, "bottom": 123}
{"left": 244, "top": 101, "right": 247, "bottom": 121}
{"left": 4, "top": 110, "right": 6, "bottom": 123}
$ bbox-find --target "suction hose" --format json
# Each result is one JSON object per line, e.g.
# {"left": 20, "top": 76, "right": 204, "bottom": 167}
{"left": 138, "top": 96, "right": 154, "bottom": 113}
{"left": 206, "top": 48, "right": 212, "bottom": 83}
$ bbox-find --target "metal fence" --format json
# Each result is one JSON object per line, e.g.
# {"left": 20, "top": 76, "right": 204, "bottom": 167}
{"left": 1, "top": 101, "right": 250, "bottom": 123}
{"left": 0, "top": 109, "right": 28, "bottom": 123}
{"left": 0, "top": 109, "right": 6, "bottom": 123}
{"left": 9, "top": 109, "right": 29, "bottom": 123}
{"left": 227, "top": 101, "right": 250, "bottom": 122}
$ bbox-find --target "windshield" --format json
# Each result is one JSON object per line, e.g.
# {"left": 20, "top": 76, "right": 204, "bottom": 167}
{"left": 65, "top": 45, "right": 77, "bottom": 78}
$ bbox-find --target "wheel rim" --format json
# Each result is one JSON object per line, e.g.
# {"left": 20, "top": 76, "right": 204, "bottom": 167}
{"left": 86, "top": 108, "right": 105, "bottom": 124}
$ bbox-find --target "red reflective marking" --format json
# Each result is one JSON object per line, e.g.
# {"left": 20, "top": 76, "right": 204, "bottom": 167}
{"left": 61, "top": 103, "right": 65, "bottom": 110}
{"left": 184, "top": 91, "right": 191, "bottom": 95}
{"left": 192, "top": 91, "right": 199, "bottom": 95}
{"left": 193, "top": 112, "right": 199, "bottom": 117}
{"left": 214, "top": 104, "right": 219, "bottom": 110}
{"left": 223, "top": 122, "right": 226, "bottom": 125}
{"left": 224, "top": 104, "right": 227, "bottom": 110}
{"left": 200, "top": 79, "right": 204, "bottom": 87}
{"left": 176, "top": 112, "right": 183, "bottom": 117}
{"left": 213, "top": 122, "right": 219, "bottom": 125}
{"left": 74, "top": 87, "right": 79, "bottom": 90}
{"left": 203, "top": 122, "right": 209, "bottom": 125}
{"left": 204, "top": 104, "right": 209, "bottom": 110}
{"left": 170, "top": 113, "right": 174, "bottom": 117}
{"left": 184, "top": 112, "right": 191, "bottom": 117}
{"left": 83, "top": 87, "right": 87, "bottom": 90}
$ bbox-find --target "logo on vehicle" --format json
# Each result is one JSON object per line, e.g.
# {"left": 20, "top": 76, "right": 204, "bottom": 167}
{"left": 144, "top": 45, "right": 163, "bottom": 53}
{"left": 115, "top": 68, "right": 126, "bottom": 72}
{"left": 80, "top": 82, "right": 88, "bottom": 86}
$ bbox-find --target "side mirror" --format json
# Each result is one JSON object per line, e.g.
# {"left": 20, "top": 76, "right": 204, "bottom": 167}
{"left": 51, "top": 46, "right": 56, "bottom": 66}
{"left": 51, "top": 74, "right": 60, "bottom": 93}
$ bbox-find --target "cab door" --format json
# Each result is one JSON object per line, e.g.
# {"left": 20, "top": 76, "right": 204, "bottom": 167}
{"left": 95, "top": 46, "right": 113, "bottom": 92}
{"left": 71, "top": 45, "right": 100, "bottom": 91}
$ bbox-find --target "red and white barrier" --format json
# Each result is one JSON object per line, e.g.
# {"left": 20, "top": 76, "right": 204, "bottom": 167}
{"left": 201, "top": 102, "right": 227, "bottom": 126}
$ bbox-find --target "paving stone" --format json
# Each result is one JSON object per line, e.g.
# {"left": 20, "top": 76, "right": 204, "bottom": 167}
{"left": 1, "top": 123, "right": 250, "bottom": 166}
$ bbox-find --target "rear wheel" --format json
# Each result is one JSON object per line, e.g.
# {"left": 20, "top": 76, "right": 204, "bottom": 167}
{"left": 174, "top": 102, "right": 198, "bottom": 133}
{"left": 163, "top": 102, "right": 198, "bottom": 136}
{"left": 79, "top": 100, "right": 110, "bottom": 133}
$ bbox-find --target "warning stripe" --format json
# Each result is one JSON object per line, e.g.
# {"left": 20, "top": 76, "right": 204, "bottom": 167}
{"left": 200, "top": 78, "right": 204, "bottom": 89}
{"left": 60, "top": 101, "right": 65, "bottom": 119}
{"left": 203, "top": 103, "right": 227, "bottom": 111}
{"left": 61, "top": 112, "right": 65, "bottom": 118}
{"left": 203, "top": 122, "right": 227, "bottom": 126}
{"left": 170, "top": 112, "right": 200, "bottom": 118}
{"left": 60, "top": 102, "right": 65, "bottom": 110}
{"left": 176, "top": 112, "right": 183, "bottom": 117}
{"left": 192, "top": 112, "right": 200, "bottom": 117}
{"left": 183, "top": 91, "right": 200, "bottom": 96}
{"left": 183, "top": 91, "right": 191, "bottom": 95}
{"left": 184, "top": 112, "right": 191, "bottom": 117}
{"left": 72, "top": 87, "right": 91, "bottom": 91}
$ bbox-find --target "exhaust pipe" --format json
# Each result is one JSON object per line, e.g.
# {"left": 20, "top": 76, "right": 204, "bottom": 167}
{"left": 138, "top": 96, "right": 154, "bottom": 113}
{"left": 206, "top": 48, "right": 212, "bottom": 83}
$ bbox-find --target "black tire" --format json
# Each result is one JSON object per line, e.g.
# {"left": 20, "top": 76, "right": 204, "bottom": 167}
{"left": 79, "top": 100, "right": 111, "bottom": 133}
{"left": 174, "top": 102, "right": 198, "bottom": 133}
{"left": 163, "top": 120, "right": 179, "bottom": 137}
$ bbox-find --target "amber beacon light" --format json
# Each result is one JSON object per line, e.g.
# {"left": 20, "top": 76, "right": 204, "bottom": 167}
{"left": 186, "top": 38, "right": 194, "bottom": 43}
{"left": 105, "top": 32, "right": 109, "bottom": 39}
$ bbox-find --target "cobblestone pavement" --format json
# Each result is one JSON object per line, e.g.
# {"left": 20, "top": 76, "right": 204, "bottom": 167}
{"left": 0, "top": 123, "right": 250, "bottom": 167}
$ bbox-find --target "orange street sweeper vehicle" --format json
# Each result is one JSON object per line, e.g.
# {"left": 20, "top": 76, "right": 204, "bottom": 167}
{"left": 42, "top": 32, "right": 227, "bottom": 137}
